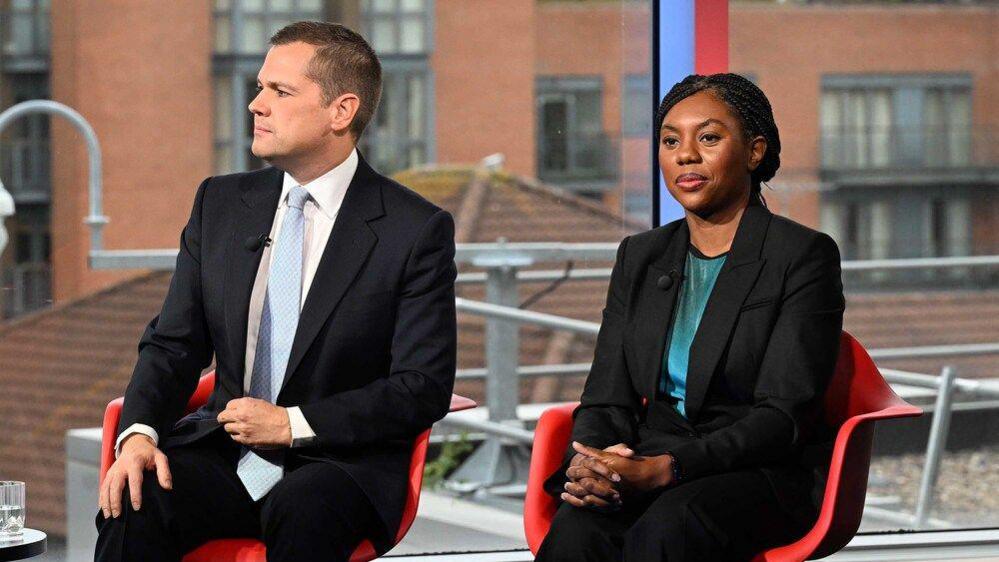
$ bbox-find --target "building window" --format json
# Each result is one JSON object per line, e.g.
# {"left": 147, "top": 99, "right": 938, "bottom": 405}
{"left": 622, "top": 74, "right": 652, "bottom": 137}
{"left": 358, "top": 0, "right": 433, "bottom": 174}
{"left": 926, "top": 196, "right": 971, "bottom": 258}
{"left": 1, "top": 204, "right": 50, "bottom": 319}
{"left": 536, "top": 76, "right": 617, "bottom": 189}
{"left": 923, "top": 87, "right": 971, "bottom": 167}
{"left": 359, "top": 64, "right": 429, "bottom": 174}
{"left": 822, "top": 198, "right": 892, "bottom": 262}
{"left": 0, "top": 0, "right": 50, "bottom": 60}
{"left": 822, "top": 188, "right": 974, "bottom": 272}
{"left": 820, "top": 74, "right": 973, "bottom": 171}
{"left": 0, "top": 73, "right": 50, "bottom": 203}
{"left": 820, "top": 88, "right": 893, "bottom": 169}
{"left": 213, "top": 0, "right": 324, "bottom": 55}
{"left": 362, "top": 0, "right": 430, "bottom": 55}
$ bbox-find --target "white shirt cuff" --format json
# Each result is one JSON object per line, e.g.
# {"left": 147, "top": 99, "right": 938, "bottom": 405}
{"left": 287, "top": 406, "right": 317, "bottom": 447}
{"left": 115, "top": 424, "right": 159, "bottom": 458}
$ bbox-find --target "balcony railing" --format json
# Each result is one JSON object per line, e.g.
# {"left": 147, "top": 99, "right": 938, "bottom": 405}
{"left": 820, "top": 126, "right": 997, "bottom": 178}
{"left": 0, "top": 137, "right": 51, "bottom": 202}
{"left": 537, "top": 130, "right": 620, "bottom": 188}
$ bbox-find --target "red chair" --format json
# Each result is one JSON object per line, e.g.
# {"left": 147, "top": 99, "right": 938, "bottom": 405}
{"left": 100, "top": 371, "right": 477, "bottom": 562}
{"left": 524, "top": 331, "right": 922, "bottom": 561}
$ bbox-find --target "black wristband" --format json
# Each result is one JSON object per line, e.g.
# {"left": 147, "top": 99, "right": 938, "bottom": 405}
{"left": 665, "top": 451, "right": 683, "bottom": 484}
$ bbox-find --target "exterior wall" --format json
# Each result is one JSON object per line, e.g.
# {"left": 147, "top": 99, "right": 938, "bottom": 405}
{"left": 730, "top": 3, "right": 998, "bottom": 230}
{"left": 432, "top": 0, "right": 537, "bottom": 177}
{"left": 49, "top": 0, "right": 213, "bottom": 302}
{"left": 37, "top": 1, "right": 999, "bottom": 303}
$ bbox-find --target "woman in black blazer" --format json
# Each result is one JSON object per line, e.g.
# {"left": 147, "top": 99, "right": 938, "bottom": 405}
{"left": 536, "top": 73, "right": 845, "bottom": 561}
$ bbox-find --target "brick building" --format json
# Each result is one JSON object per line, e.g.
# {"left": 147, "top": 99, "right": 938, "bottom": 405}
{"left": 1, "top": 0, "right": 996, "bottom": 316}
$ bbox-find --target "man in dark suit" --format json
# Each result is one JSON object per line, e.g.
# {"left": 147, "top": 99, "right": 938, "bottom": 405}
{"left": 95, "top": 22, "right": 457, "bottom": 562}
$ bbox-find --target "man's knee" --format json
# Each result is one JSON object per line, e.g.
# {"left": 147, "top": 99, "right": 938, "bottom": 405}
{"left": 96, "top": 472, "right": 171, "bottom": 530}
{"left": 260, "top": 464, "right": 374, "bottom": 562}
{"left": 260, "top": 463, "right": 363, "bottom": 535}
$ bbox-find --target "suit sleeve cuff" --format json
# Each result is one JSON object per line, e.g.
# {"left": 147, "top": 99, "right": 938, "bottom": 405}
{"left": 287, "top": 406, "right": 317, "bottom": 447}
{"left": 115, "top": 424, "right": 159, "bottom": 459}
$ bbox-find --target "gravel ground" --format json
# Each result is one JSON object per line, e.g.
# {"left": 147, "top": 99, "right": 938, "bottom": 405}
{"left": 866, "top": 445, "right": 999, "bottom": 530}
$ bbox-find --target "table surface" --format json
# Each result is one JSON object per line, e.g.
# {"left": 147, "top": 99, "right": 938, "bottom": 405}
{"left": 0, "top": 529, "right": 46, "bottom": 561}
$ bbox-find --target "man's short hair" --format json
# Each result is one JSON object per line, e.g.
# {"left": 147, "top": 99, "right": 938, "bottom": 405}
{"left": 270, "top": 21, "right": 382, "bottom": 139}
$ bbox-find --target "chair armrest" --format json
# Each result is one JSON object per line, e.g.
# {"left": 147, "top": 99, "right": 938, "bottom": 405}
{"left": 768, "top": 403, "right": 923, "bottom": 561}
{"left": 524, "top": 402, "right": 578, "bottom": 554}
{"left": 449, "top": 394, "right": 477, "bottom": 413}
{"left": 99, "top": 397, "right": 124, "bottom": 484}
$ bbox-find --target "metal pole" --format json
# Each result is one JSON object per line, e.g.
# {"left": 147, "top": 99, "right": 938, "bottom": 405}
{"left": 914, "top": 365, "right": 957, "bottom": 529}
{"left": 485, "top": 264, "right": 520, "bottom": 423}
{"left": 0, "top": 100, "right": 107, "bottom": 253}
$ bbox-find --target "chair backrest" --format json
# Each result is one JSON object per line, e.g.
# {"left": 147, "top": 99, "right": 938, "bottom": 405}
{"left": 185, "top": 370, "right": 216, "bottom": 414}
{"left": 755, "top": 332, "right": 922, "bottom": 561}
{"left": 823, "top": 332, "right": 910, "bottom": 426}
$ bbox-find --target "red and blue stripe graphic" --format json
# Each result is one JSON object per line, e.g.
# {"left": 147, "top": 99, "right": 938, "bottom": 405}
{"left": 655, "top": 0, "right": 729, "bottom": 225}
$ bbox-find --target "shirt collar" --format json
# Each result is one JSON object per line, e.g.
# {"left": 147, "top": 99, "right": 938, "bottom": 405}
{"left": 279, "top": 147, "right": 359, "bottom": 220}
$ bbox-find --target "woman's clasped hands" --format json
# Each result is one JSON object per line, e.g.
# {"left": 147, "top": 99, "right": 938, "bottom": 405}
{"left": 561, "top": 441, "right": 675, "bottom": 511}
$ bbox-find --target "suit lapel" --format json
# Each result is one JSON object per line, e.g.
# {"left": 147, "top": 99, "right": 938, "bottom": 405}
{"left": 278, "top": 154, "right": 385, "bottom": 398}
{"left": 223, "top": 167, "right": 283, "bottom": 391}
{"left": 631, "top": 221, "right": 689, "bottom": 405}
{"left": 683, "top": 201, "right": 771, "bottom": 422}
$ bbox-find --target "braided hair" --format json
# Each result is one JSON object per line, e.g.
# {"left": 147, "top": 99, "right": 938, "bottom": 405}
{"left": 655, "top": 73, "right": 781, "bottom": 204}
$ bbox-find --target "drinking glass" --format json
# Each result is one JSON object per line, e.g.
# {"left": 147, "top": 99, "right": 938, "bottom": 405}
{"left": 0, "top": 481, "right": 25, "bottom": 539}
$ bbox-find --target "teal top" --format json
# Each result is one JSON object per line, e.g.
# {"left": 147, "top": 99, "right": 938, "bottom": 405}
{"left": 660, "top": 245, "right": 728, "bottom": 418}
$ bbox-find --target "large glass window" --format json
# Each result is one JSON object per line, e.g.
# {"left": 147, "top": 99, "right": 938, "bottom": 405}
{"left": 536, "top": 76, "right": 617, "bottom": 192}
{"left": 821, "top": 87, "right": 893, "bottom": 169}
{"left": 0, "top": 0, "right": 49, "bottom": 60}
{"left": 820, "top": 75, "right": 973, "bottom": 170}
{"left": 357, "top": 0, "right": 432, "bottom": 174}
{"left": 0, "top": 73, "right": 50, "bottom": 203}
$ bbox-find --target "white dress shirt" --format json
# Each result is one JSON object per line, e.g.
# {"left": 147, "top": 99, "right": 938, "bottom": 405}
{"left": 116, "top": 148, "right": 359, "bottom": 456}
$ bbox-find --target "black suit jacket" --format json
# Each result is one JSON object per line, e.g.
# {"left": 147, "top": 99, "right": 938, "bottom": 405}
{"left": 118, "top": 153, "right": 457, "bottom": 548}
{"left": 544, "top": 198, "right": 844, "bottom": 528}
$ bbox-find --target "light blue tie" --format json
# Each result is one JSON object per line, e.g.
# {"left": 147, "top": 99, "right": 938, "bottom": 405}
{"left": 237, "top": 185, "right": 310, "bottom": 501}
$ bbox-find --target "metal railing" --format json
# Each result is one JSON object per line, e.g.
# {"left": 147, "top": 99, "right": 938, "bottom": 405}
{"left": 819, "top": 125, "right": 996, "bottom": 172}
{"left": 447, "top": 292, "right": 999, "bottom": 528}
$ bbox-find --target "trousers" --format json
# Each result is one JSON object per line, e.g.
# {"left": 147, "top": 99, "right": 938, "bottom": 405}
{"left": 535, "top": 469, "right": 809, "bottom": 562}
{"left": 95, "top": 430, "right": 383, "bottom": 562}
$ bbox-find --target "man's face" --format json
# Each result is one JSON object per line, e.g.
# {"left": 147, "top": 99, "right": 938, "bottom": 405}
{"left": 249, "top": 42, "right": 334, "bottom": 165}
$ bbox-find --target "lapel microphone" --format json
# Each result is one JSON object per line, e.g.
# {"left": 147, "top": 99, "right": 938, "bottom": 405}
{"left": 657, "top": 269, "right": 682, "bottom": 291}
{"left": 244, "top": 234, "right": 272, "bottom": 252}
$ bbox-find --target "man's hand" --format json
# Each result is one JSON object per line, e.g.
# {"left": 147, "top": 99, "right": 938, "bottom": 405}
{"left": 571, "top": 441, "right": 673, "bottom": 494}
{"left": 217, "top": 398, "right": 292, "bottom": 449}
{"left": 98, "top": 434, "right": 171, "bottom": 519}
{"left": 560, "top": 442, "right": 634, "bottom": 510}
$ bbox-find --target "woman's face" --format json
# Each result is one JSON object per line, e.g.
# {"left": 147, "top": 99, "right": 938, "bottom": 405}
{"left": 658, "top": 90, "right": 766, "bottom": 218}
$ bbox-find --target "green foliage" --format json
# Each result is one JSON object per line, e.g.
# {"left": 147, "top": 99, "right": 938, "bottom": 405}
{"left": 423, "top": 432, "right": 474, "bottom": 489}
